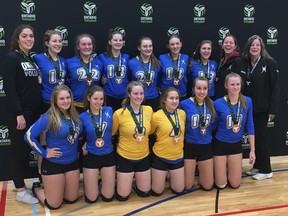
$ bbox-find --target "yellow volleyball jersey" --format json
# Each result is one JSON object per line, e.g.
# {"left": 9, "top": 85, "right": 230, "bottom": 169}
{"left": 151, "top": 109, "right": 186, "bottom": 161}
{"left": 112, "top": 105, "right": 153, "bottom": 160}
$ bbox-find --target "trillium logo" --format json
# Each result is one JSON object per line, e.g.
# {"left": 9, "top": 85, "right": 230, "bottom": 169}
{"left": 0, "top": 26, "right": 5, "bottom": 47}
{"left": 218, "top": 27, "right": 230, "bottom": 45}
{"left": 243, "top": 4, "right": 255, "bottom": 23}
{"left": 140, "top": 3, "right": 153, "bottom": 24}
{"left": 0, "top": 125, "right": 11, "bottom": 146}
{"left": 194, "top": 4, "right": 205, "bottom": 24}
{"left": 167, "top": 27, "right": 179, "bottom": 37}
{"left": 267, "top": 26, "right": 278, "bottom": 45}
{"left": 83, "top": 1, "right": 97, "bottom": 22}
{"left": 21, "top": 0, "right": 36, "bottom": 21}
{"left": 55, "top": 26, "right": 69, "bottom": 46}
{"left": 114, "top": 26, "right": 126, "bottom": 46}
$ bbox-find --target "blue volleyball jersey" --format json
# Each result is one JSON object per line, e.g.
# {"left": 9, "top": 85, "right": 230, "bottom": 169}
{"left": 128, "top": 57, "right": 160, "bottom": 99}
{"left": 180, "top": 97, "right": 214, "bottom": 144}
{"left": 25, "top": 114, "right": 82, "bottom": 164}
{"left": 190, "top": 60, "right": 218, "bottom": 97}
{"left": 66, "top": 56, "right": 103, "bottom": 102}
{"left": 214, "top": 96, "right": 254, "bottom": 143}
{"left": 158, "top": 53, "right": 189, "bottom": 97}
{"left": 33, "top": 53, "right": 67, "bottom": 102}
{"left": 80, "top": 106, "right": 113, "bottom": 156}
{"left": 98, "top": 53, "right": 129, "bottom": 99}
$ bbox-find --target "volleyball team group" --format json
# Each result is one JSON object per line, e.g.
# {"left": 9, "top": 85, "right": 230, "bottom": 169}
{"left": 0, "top": 24, "right": 279, "bottom": 209}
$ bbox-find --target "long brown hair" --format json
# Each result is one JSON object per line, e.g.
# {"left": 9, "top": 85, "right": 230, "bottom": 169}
{"left": 83, "top": 85, "right": 106, "bottom": 111}
{"left": 137, "top": 36, "right": 160, "bottom": 69}
{"left": 10, "top": 24, "right": 35, "bottom": 52}
{"left": 74, "top": 33, "right": 95, "bottom": 56}
{"left": 160, "top": 87, "right": 180, "bottom": 110}
{"left": 104, "top": 29, "right": 123, "bottom": 57}
{"left": 43, "top": 30, "right": 62, "bottom": 53}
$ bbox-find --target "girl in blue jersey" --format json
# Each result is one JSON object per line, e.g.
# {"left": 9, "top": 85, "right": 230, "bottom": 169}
{"left": 180, "top": 77, "right": 216, "bottom": 191}
{"left": 80, "top": 85, "right": 115, "bottom": 203}
{"left": 112, "top": 81, "right": 153, "bottom": 201}
{"left": 189, "top": 40, "right": 217, "bottom": 99}
{"left": 25, "top": 85, "right": 82, "bottom": 209}
{"left": 128, "top": 36, "right": 161, "bottom": 111}
{"left": 66, "top": 34, "right": 103, "bottom": 113}
{"left": 99, "top": 29, "right": 129, "bottom": 111}
{"left": 33, "top": 30, "right": 67, "bottom": 113}
{"left": 213, "top": 73, "right": 255, "bottom": 189}
{"left": 150, "top": 87, "right": 186, "bottom": 195}
{"left": 159, "top": 34, "right": 189, "bottom": 100}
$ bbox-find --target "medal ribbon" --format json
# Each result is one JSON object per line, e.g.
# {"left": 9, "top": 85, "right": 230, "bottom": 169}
{"left": 89, "top": 108, "right": 103, "bottom": 138}
{"left": 18, "top": 49, "right": 41, "bottom": 76}
{"left": 247, "top": 56, "right": 261, "bottom": 80}
{"left": 128, "top": 106, "right": 143, "bottom": 133}
{"left": 226, "top": 96, "right": 241, "bottom": 124}
{"left": 169, "top": 53, "right": 181, "bottom": 79}
{"left": 194, "top": 98, "right": 207, "bottom": 127}
{"left": 112, "top": 53, "right": 122, "bottom": 77}
{"left": 61, "top": 113, "right": 77, "bottom": 139}
{"left": 163, "top": 109, "right": 180, "bottom": 136}
{"left": 200, "top": 60, "right": 210, "bottom": 79}
{"left": 80, "top": 56, "right": 93, "bottom": 79}
{"left": 139, "top": 55, "right": 151, "bottom": 81}
{"left": 46, "top": 52, "right": 63, "bottom": 82}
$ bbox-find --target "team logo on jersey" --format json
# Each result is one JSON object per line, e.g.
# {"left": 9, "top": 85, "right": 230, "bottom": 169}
{"left": 0, "top": 76, "right": 6, "bottom": 97}
{"left": 0, "top": 26, "right": 5, "bottom": 47}
{"left": 55, "top": 25, "right": 69, "bottom": 47}
{"left": 241, "top": 132, "right": 250, "bottom": 149}
{"left": 266, "top": 26, "right": 278, "bottom": 45}
{"left": 243, "top": 4, "right": 255, "bottom": 24}
{"left": 20, "top": 0, "right": 36, "bottom": 21}
{"left": 218, "top": 27, "right": 230, "bottom": 45}
{"left": 0, "top": 125, "right": 11, "bottom": 146}
{"left": 83, "top": 1, "right": 97, "bottom": 22}
{"left": 114, "top": 26, "right": 126, "bottom": 46}
{"left": 140, "top": 3, "right": 153, "bottom": 24}
{"left": 167, "top": 27, "right": 179, "bottom": 37}
{"left": 193, "top": 4, "right": 206, "bottom": 24}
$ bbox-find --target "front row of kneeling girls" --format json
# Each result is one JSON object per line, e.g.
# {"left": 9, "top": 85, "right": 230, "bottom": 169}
{"left": 24, "top": 73, "right": 255, "bottom": 209}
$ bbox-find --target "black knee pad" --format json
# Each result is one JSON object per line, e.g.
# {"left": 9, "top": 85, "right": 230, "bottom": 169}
{"left": 84, "top": 194, "right": 98, "bottom": 204}
{"left": 170, "top": 188, "right": 184, "bottom": 194}
{"left": 133, "top": 186, "right": 150, "bottom": 197}
{"left": 100, "top": 194, "right": 114, "bottom": 202}
{"left": 115, "top": 191, "right": 129, "bottom": 201}
{"left": 150, "top": 189, "right": 163, "bottom": 197}
{"left": 63, "top": 197, "right": 78, "bottom": 204}
{"left": 214, "top": 183, "right": 227, "bottom": 190}
{"left": 200, "top": 184, "right": 213, "bottom": 191}
{"left": 44, "top": 199, "right": 61, "bottom": 210}
{"left": 227, "top": 182, "right": 240, "bottom": 189}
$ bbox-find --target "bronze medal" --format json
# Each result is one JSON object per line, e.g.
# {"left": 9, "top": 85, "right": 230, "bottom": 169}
{"left": 232, "top": 124, "right": 240, "bottom": 133}
{"left": 86, "top": 78, "right": 93, "bottom": 86}
{"left": 174, "top": 134, "right": 180, "bottom": 143}
{"left": 58, "top": 79, "right": 63, "bottom": 85}
{"left": 136, "top": 133, "right": 144, "bottom": 142}
{"left": 115, "top": 76, "right": 122, "bottom": 84}
{"left": 67, "top": 134, "right": 75, "bottom": 144}
{"left": 200, "top": 126, "right": 207, "bottom": 135}
{"left": 95, "top": 138, "right": 104, "bottom": 147}
{"left": 173, "top": 77, "right": 180, "bottom": 86}
{"left": 145, "top": 80, "right": 152, "bottom": 86}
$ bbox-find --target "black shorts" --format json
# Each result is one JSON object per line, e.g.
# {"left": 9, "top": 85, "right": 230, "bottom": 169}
{"left": 184, "top": 141, "right": 213, "bottom": 161}
{"left": 151, "top": 152, "right": 184, "bottom": 171}
{"left": 213, "top": 139, "right": 242, "bottom": 156}
{"left": 41, "top": 158, "right": 79, "bottom": 175}
{"left": 82, "top": 151, "right": 115, "bottom": 169}
{"left": 116, "top": 153, "right": 150, "bottom": 173}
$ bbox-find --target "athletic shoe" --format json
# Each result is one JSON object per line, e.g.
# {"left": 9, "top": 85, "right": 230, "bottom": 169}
{"left": 245, "top": 168, "right": 259, "bottom": 176}
{"left": 252, "top": 172, "right": 273, "bottom": 180}
{"left": 16, "top": 189, "right": 39, "bottom": 204}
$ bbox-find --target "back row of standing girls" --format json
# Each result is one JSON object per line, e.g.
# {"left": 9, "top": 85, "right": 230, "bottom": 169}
{"left": 0, "top": 24, "right": 279, "bottom": 205}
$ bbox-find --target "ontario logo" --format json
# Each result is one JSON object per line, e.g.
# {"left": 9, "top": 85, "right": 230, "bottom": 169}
{"left": 0, "top": 125, "right": 11, "bottom": 146}
{"left": 218, "top": 27, "right": 230, "bottom": 45}
{"left": 83, "top": 1, "right": 97, "bottom": 22}
{"left": 55, "top": 25, "right": 69, "bottom": 47}
{"left": 167, "top": 27, "right": 180, "bottom": 37}
{"left": 0, "top": 76, "right": 6, "bottom": 97}
{"left": 114, "top": 26, "right": 126, "bottom": 46}
{"left": 140, "top": 3, "right": 153, "bottom": 24}
{"left": 20, "top": 0, "right": 36, "bottom": 21}
{"left": 0, "top": 26, "right": 5, "bottom": 47}
{"left": 243, "top": 4, "right": 255, "bottom": 24}
{"left": 241, "top": 132, "right": 250, "bottom": 149}
{"left": 29, "top": 150, "right": 38, "bottom": 167}
{"left": 267, "top": 26, "right": 278, "bottom": 45}
{"left": 193, "top": 4, "right": 206, "bottom": 24}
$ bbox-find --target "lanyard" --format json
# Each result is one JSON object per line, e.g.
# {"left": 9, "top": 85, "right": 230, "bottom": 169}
{"left": 89, "top": 108, "right": 103, "bottom": 138}
{"left": 163, "top": 108, "right": 180, "bottom": 136}
{"left": 194, "top": 98, "right": 207, "bottom": 127}
{"left": 112, "top": 53, "right": 122, "bottom": 77}
{"left": 128, "top": 105, "right": 143, "bottom": 133}
{"left": 61, "top": 113, "right": 77, "bottom": 143}
{"left": 139, "top": 55, "right": 151, "bottom": 81}
{"left": 46, "top": 52, "right": 63, "bottom": 81}
{"left": 200, "top": 60, "right": 210, "bottom": 79}
{"left": 226, "top": 96, "right": 241, "bottom": 124}
{"left": 169, "top": 53, "right": 181, "bottom": 78}
{"left": 79, "top": 56, "right": 93, "bottom": 79}
{"left": 247, "top": 56, "right": 261, "bottom": 80}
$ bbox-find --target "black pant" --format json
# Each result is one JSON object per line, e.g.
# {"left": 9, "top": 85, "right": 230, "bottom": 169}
{"left": 253, "top": 112, "right": 271, "bottom": 173}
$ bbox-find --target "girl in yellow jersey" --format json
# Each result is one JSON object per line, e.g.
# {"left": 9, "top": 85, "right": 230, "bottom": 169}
{"left": 112, "top": 81, "right": 153, "bottom": 201}
{"left": 150, "top": 87, "right": 186, "bottom": 195}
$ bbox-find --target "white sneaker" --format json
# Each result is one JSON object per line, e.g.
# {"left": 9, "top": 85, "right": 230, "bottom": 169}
{"left": 252, "top": 172, "right": 273, "bottom": 180}
{"left": 246, "top": 168, "right": 259, "bottom": 176}
{"left": 16, "top": 189, "right": 39, "bottom": 204}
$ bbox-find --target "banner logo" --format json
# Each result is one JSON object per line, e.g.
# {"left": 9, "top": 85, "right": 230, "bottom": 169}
{"left": 267, "top": 26, "right": 278, "bottom": 45}
{"left": 218, "top": 27, "right": 230, "bottom": 45}
{"left": 83, "top": 1, "right": 97, "bottom": 22}
{"left": 194, "top": 4, "right": 205, "bottom": 24}
{"left": 167, "top": 27, "right": 180, "bottom": 37}
{"left": 55, "top": 26, "right": 69, "bottom": 47}
{"left": 0, "top": 76, "right": 6, "bottom": 97}
{"left": 140, "top": 3, "right": 153, "bottom": 24}
{"left": 114, "top": 26, "right": 126, "bottom": 46}
{"left": 243, "top": 4, "right": 255, "bottom": 23}
{"left": 21, "top": 0, "right": 36, "bottom": 21}
{"left": 0, "top": 125, "right": 11, "bottom": 146}
{"left": 241, "top": 132, "right": 250, "bottom": 149}
{"left": 0, "top": 26, "right": 5, "bottom": 47}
